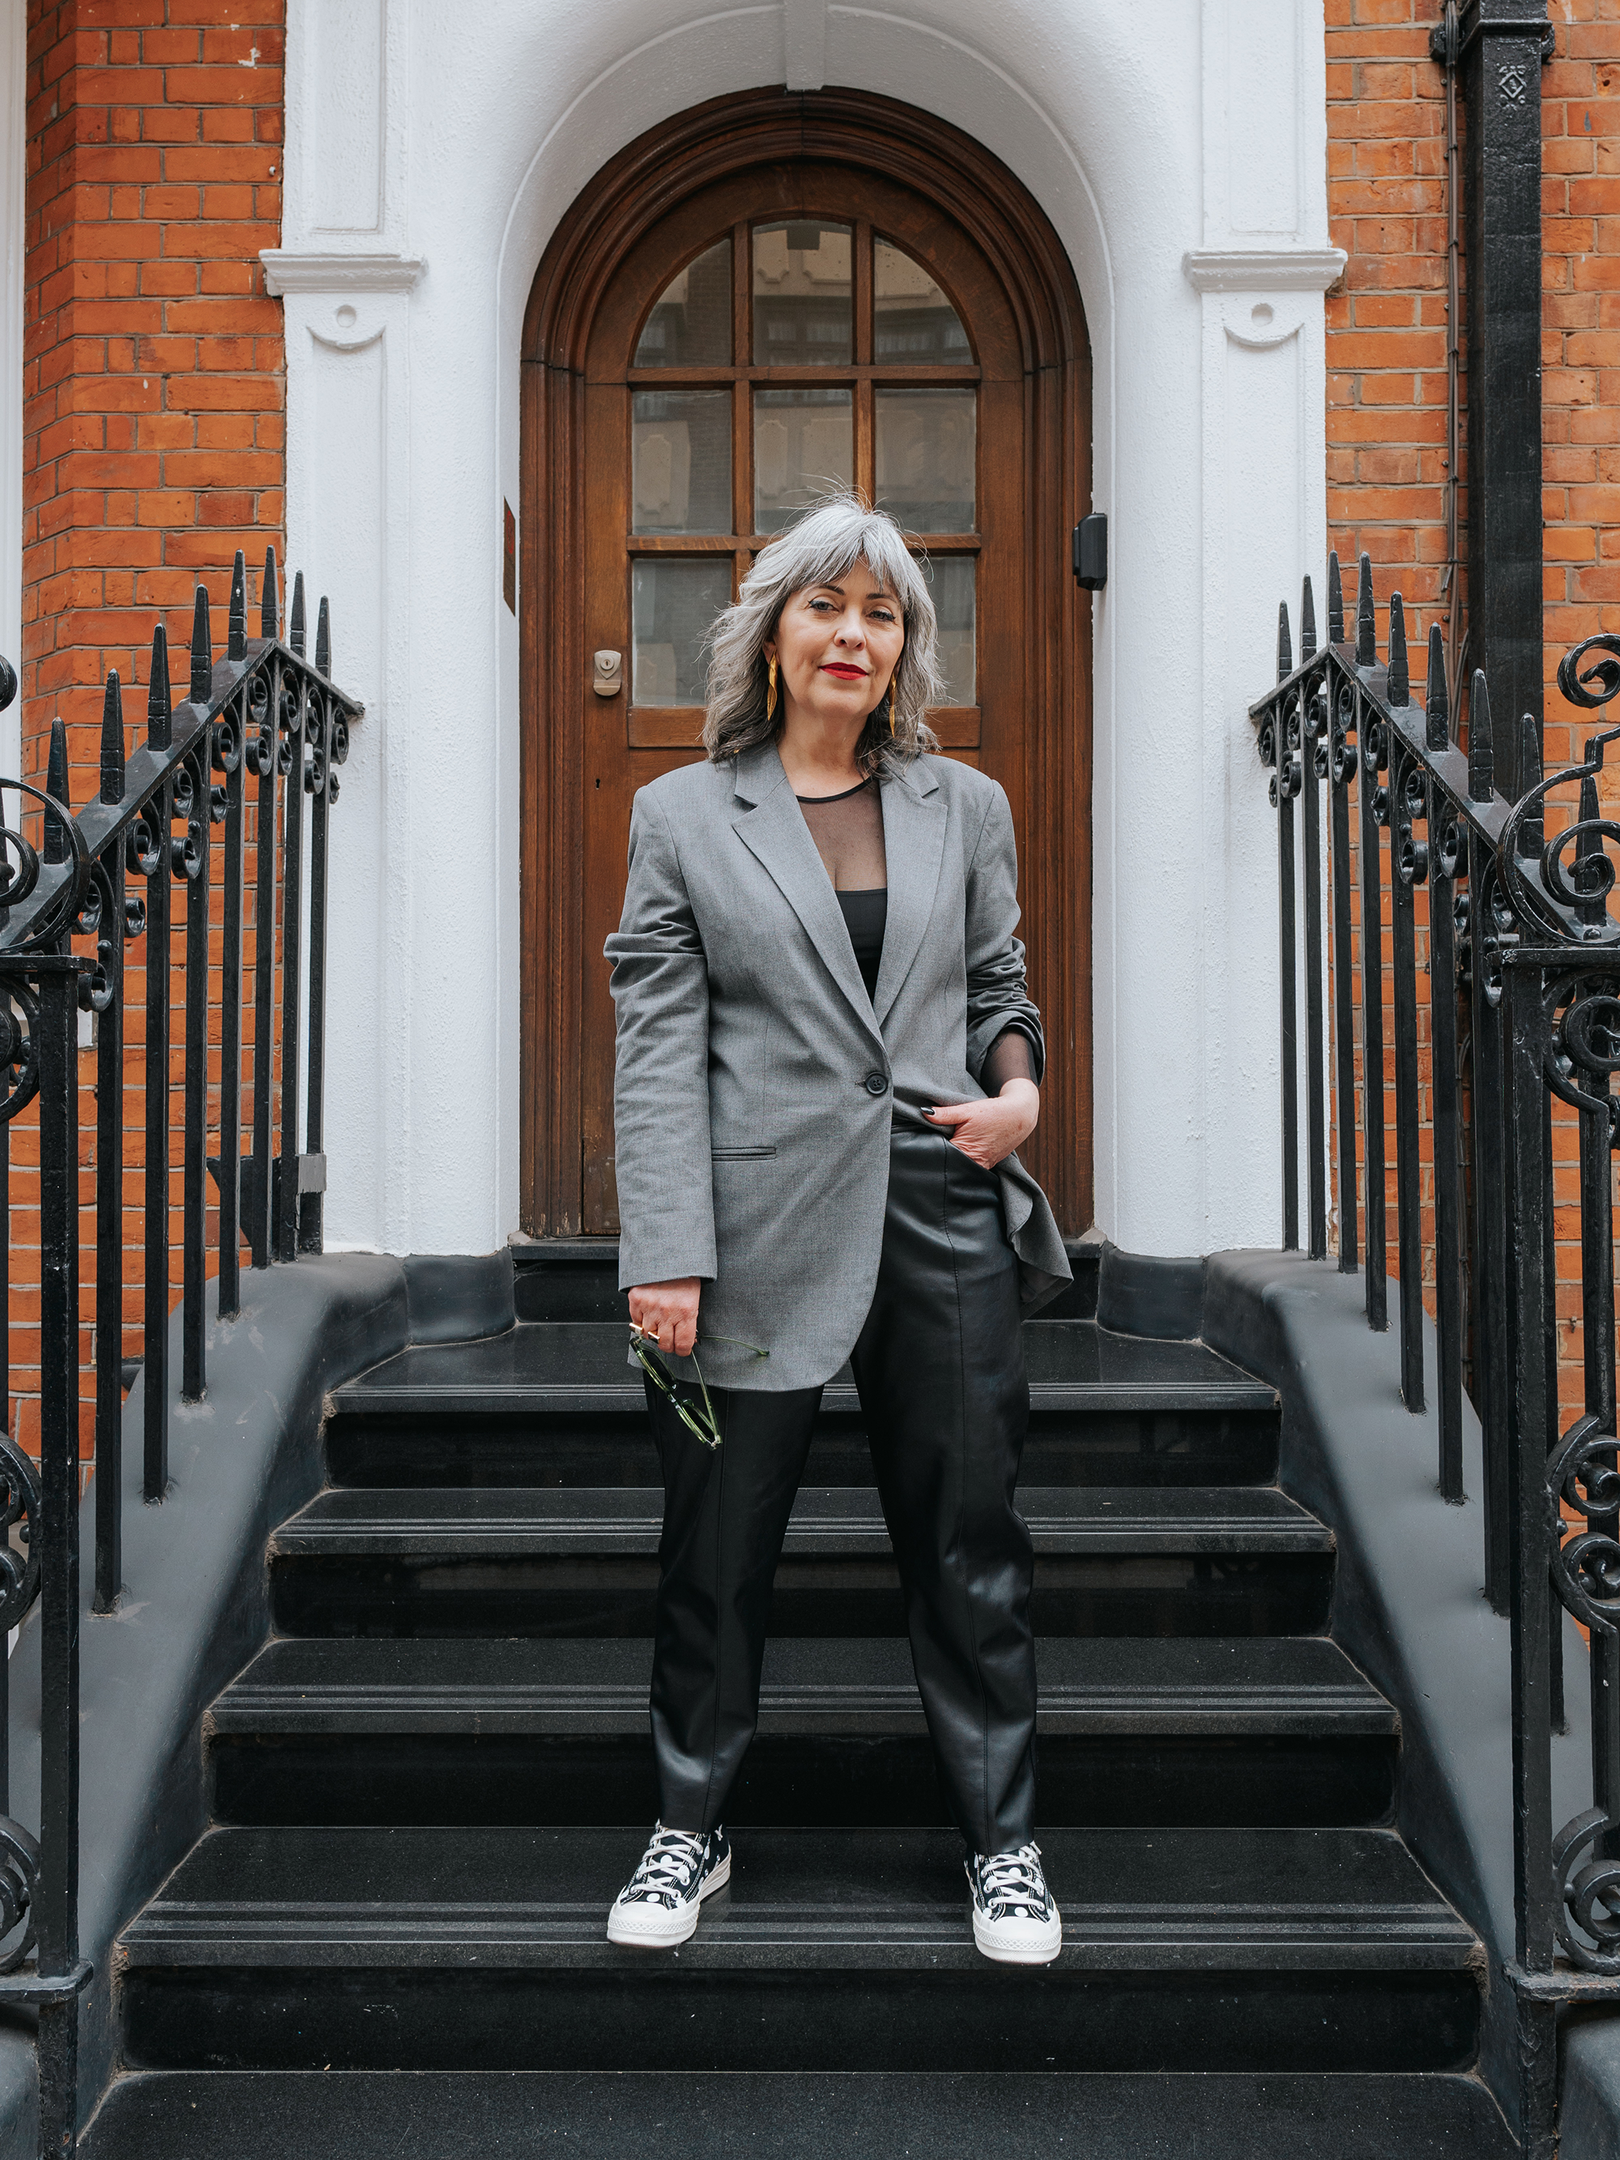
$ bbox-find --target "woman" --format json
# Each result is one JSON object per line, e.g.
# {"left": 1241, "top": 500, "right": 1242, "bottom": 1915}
{"left": 603, "top": 493, "right": 1071, "bottom": 1965}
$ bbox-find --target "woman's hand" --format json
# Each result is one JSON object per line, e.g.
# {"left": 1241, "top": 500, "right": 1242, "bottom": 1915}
{"left": 628, "top": 1277, "right": 702, "bottom": 1358}
{"left": 926, "top": 1078, "right": 1040, "bottom": 1169}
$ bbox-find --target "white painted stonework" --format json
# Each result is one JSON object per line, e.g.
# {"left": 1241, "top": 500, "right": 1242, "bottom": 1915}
{"left": 273, "top": 0, "right": 1340, "bottom": 1261}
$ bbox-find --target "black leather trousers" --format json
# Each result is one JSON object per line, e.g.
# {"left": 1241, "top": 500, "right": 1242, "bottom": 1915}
{"left": 645, "top": 1127, "right": 1037, "bottom": 1856}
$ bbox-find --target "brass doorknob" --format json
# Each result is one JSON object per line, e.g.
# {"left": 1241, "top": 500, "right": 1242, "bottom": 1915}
{"left": 593, "top": 650, "right": 623, "bottom": 698}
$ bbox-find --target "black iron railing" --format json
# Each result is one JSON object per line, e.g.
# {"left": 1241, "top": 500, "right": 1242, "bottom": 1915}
{"left": 0, "top": 548, "right": 358, "bottom": 2154}
{"left": 1252, "top": 552, "right": 1620, "bottom": 2157}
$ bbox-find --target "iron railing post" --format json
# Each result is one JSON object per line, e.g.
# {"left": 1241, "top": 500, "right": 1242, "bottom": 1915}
{"left": 141, "top": 634, "right": 173, "bottom": 1501}
{"left": 214, "top": 689, "right": 246, "bottom": 1318}
{"left": 277, "top": 579, "right": 308, "bottom": 1265}
{"left": 1385, "top": 597, "right": 1425, "bottom": 1414}
{"left": 300, "top": 602, "right": 333, "bottom": 1256}
{"left": 92, "top": 676, "right": 126, "bottom": 1613}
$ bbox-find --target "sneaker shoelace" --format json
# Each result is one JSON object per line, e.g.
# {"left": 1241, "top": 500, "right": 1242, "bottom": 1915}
{"left": 619, "top": 1824, "right": 710, "bottom": 1910}
{"left": 973, "top": 1842, "right": 1052, "bottom": 1921}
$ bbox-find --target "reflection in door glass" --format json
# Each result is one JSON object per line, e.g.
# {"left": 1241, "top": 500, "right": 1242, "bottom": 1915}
{"left": 632, "top": 391, "right": 732, "bottom": 534}
{"left": 632, "top": 559, "right": 733, "bottom": 705}
{"left": 752, "top": 222, "right": 852, "bottom": 365}
{"left": 874, "top": 241, "right": 970, "bottom": 360}
{"left": 928, "top": 557, "right": 975, "bottom": 706}
{"left": 754, "top": 387, "right": 852, "bottom": 533}
{"left": 875, "top": 388, "right": 975, "bottom": 533}
{"left": 634, "top": 239, "right": 732, "bottom": 368}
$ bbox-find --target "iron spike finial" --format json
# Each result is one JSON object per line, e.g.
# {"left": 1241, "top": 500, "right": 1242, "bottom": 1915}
{"left": 1468, "top": 669, "right": 1494, "bottom": 803}
{"left": 1327, "top": 552, "right": 1345, "bottom": 645}
{"left": 227, "top": 549, "right": 247, "bottom": 663}
{"left": 147, "top": 622, "right": 172, "bottom": 750}
{"left": 1518, "top": 711, "right": 1544, "bottom": 858}
{"left": 1356, "top": 552, "right": 1376, "bottom": 668}
{"left": 1424, "top": 622, "right": 1448, "bottom": 749}
{"left": 260, "top": 546, "right": 279, "bottom": 641}
{"left": 1277, "top": 601, "right": 1292, "bottom": 685}
{"left": 189, "top": 584, "right": 213, "bottom": 703}
{"left": 1300, "top": 576, "right": 1317, "bottom": 664}
{"left": 289, "top": 571, "right": 306, "bottom": 658}
{"left": 315, "top": 595, "right": 330, "bottom": 680}
{"left": 43, "top": 714, "right": 69, "bottom": 864}
{"left": 100, "top": 669, "right": 125, "bottom": 805}
{"left": 1387, "top": 593, "right": 1409, "bottom": 707}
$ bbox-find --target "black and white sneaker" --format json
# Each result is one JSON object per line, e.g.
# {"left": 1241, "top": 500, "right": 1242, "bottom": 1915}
{"left": 606, "top": 1823, "right": 731, "bottom": 1948}
{"left": 966, "top": 1842, "right": 1063, "bottom": 1965}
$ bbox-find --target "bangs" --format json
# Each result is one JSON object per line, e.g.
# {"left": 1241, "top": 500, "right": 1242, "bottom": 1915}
{"left": 744, "top": 502, "right": 932, "bottom": 626}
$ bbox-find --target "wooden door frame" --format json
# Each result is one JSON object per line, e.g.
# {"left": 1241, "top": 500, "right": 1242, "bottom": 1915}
{"left": 520, "top": 86, "right": 1094, "bottom": 1235}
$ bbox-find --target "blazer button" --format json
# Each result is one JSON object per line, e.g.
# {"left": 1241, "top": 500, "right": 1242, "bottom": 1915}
{"left": 863, "top": 1071, "right": 889, "bottom": 1096}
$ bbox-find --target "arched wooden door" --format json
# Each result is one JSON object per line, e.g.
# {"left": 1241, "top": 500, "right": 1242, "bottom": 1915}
{"left": 522, "top": 91, "right": 1092, "bottom": 1237}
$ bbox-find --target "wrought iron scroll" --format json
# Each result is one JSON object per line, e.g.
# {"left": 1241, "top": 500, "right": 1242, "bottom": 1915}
{"left": 1252, "top": 587, "right": 1620, "bottom": 2157}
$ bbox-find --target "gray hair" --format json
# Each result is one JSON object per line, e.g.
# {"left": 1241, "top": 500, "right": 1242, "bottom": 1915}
{"left": 702, "top": 493, "right": 944, "bottom": 774}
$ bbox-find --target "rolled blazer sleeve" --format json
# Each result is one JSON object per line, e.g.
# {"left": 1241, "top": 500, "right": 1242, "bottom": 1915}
{"left": 963, "top": 782, "right": 1047, "bottom": 1086}
{"left": 604, "top": 788, "right": 718, "bottom": 1290}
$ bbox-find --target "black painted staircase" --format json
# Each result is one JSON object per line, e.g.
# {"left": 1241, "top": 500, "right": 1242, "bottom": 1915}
{"left": 83, "top": 1249, "right": 1514, "bottom": 2157}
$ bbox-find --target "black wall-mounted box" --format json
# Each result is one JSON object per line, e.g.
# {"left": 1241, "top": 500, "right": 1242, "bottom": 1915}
{"left": 1073, "top": 512, "right": 1108, "bottom": 591}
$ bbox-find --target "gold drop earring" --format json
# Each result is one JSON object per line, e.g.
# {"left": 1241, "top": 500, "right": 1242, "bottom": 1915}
{"left": 766, "top": 654, "right": 779, "bottom": 720}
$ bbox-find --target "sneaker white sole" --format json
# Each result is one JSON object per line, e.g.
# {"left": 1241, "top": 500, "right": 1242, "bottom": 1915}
{"left": 606, "top": 1848, "right": 732, "bottom": 1948}
{"left": 971, "top": 1902, "right": 1063, "bottom": 1966}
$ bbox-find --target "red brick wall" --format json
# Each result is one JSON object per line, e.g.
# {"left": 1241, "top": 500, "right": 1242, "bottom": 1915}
{"left": 1325, "top": 0, "right": 1620, "bottom": 1420}
{"left": 16, "top": 0, "right": 284, "bottom": 1461}
{"left": 1326, "top": 3, "right": 1450, "bottom": 625}
{"left": 1542, "top": 10, "right": 1620, "bottom": 733}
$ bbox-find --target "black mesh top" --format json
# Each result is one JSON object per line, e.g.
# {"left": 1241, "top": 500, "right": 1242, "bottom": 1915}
{"left": 796, "top": 776, "right": 887, "bottom": 890}
{"left": 794, "top": 776, "right": 1037, "bottom": 1088}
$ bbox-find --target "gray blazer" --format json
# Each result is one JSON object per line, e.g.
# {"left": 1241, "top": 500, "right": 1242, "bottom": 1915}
{"left": 605, "top": 741, "right": 1072, "bottom": 1392}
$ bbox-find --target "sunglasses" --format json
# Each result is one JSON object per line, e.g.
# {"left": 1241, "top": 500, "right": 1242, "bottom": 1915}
{"left": 629, "top": 1324, "right": 768, "bottom": 1449}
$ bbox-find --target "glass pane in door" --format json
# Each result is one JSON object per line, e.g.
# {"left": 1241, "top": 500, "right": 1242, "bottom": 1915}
{"left": 753, "top": 387, "right": 853, "bottom": 532}
{"left": 875, "top": 388, "right": 976, "bottom": 532}
{"left": 929, "top": 557, "right": 976, "bottom": 705}
{"left": 632, "top": 390, "right": 732, "bottom": 533}
{"left": 631, "top": 559, "right": 733, "bottom": 704}
{"left": 752, "top": 221, "right": 852, "bottom": 364}
{"left": 634, "top": 238, "right": 732, "bottom": 367}
{"left": 874, "top": 240, "right": 970, "bottom": 359}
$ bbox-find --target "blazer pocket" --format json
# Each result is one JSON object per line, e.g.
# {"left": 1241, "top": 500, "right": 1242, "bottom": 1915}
{"left": 711, "top": 1145, "right": 778, "bottom": 1160}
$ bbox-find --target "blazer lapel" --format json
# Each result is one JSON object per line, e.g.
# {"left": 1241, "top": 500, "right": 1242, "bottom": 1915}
{"left": 730, "top": 744, "right": 880, "bottom": 1037}
{"left": 873, "top": 758, "right": 947, "bottom": 1028}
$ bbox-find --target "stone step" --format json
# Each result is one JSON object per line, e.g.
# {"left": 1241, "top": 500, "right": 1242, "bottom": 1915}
{"left": 81, "top": 2068, "right": 1516, "bottom": 2160}
{"left": 324, "top": 1323, "right": 1280, "bottom": 1491}
{"left": 268, "top": 1484, "right": 1333, "bottom": 1638}
{"left": 119, "top": 1825, "right": 1481, "bottom": 2076}
{"left": 209, "top": 1636, "right": 1397, "bottom": 1829}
